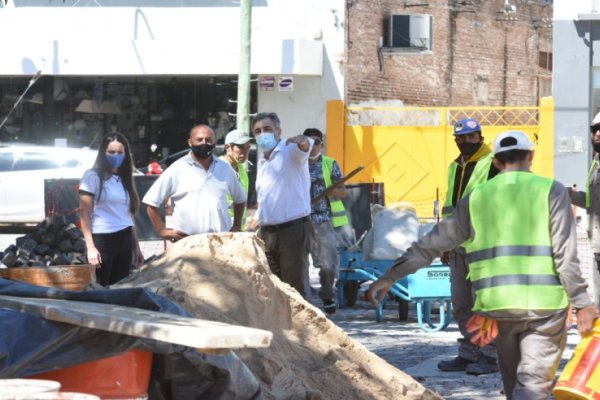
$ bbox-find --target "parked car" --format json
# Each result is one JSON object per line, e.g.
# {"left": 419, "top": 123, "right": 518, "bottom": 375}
{"left": 0, "top": 144, "right": 98, "bottom": 224}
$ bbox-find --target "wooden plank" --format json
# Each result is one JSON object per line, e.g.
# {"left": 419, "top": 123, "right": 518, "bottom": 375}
{"left": 0, "top": 295, "right": 272, "bottom": 350}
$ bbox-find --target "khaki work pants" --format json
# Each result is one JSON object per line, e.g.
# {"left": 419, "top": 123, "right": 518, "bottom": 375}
{"left": 496, "top": 310, "right": 567, "bottom": 399}
{"left": 449, "top": 247, "right": 497, "bottom": 361}
{"left": 310, "top": 220, "right": 340, "bottom": 300}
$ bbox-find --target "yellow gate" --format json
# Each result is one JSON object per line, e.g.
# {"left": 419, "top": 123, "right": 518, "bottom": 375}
{"left": 325, "top": 97, "right": 554, "bottom": 219}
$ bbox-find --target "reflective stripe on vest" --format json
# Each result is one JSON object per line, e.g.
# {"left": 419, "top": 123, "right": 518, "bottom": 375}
{"left": 467, "top": 245, "right": 552, "bottom": 263}
{"left": 472, "top": 274, "right": 561, "bottom": 292}
{"left": 322, "top": 155, "right": 350, "bottom": 228}
{"left": 464, "top": 172, "right": 568, "bottom": 313}
{"left": 442, "top": 153, "right": 493, "bottom": 218}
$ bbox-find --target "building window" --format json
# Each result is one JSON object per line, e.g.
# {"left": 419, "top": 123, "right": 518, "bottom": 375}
{"left": 384, "top": 14, "right": 433, "bottom": 53}
{"left": 539, "top": 51, "right": 553, "bottom": 71}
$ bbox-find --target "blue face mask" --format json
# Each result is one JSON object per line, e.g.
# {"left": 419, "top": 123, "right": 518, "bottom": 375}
{"left": 106, "top": 153, "right": 125, "bottom": 169}
{"left": 256, "top": 132, "right": 278, "bottom": 152}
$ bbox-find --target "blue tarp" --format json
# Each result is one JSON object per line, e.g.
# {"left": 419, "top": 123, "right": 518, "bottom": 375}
{"left": 0, "top": 278, "right": 262, "bottom": 400}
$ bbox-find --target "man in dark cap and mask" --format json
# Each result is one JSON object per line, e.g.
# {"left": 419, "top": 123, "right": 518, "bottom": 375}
{"left": 437, "top": 118, "right": 500, "bottom": 375}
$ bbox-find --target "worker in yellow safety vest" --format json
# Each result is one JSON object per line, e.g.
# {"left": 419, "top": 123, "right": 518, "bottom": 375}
{"left": 321, "top": 151, "right": 354, "bottom": 249}
{"left": 304, "top": 128, "right": 349, "bottom": 315}
{"left": 438, "top": 118, "right": 500, "bottom": 375}
{"left": 221, "top": 129, "right": 253, "bottom": 230}
{"left": 569, "top": 111, "right": 600, "bottom": 308}
{"left": 368, "top": 130, "right": 599, "bottom": 399}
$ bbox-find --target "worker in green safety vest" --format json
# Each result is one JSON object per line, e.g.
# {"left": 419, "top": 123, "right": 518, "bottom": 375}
{"left": 368, "top": 130, "right": 599, "bottom": 399}
{"left": 439, "top": 118, "right": 500, "bottom": 375}
{"left": 220, "top": 129, "right": 254, "bottom": 230}
{"left": 303, "top": 128, "right": 349, "bottom": 315}
{"left": 569, "top": 111, "right": 600, "bottom": 309}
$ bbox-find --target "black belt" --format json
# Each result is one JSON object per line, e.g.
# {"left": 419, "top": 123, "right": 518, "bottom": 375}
{"left": 261, "top": 216, "right": 310, "bottom": 232}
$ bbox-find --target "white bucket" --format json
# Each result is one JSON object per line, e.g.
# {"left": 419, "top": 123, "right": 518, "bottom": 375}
{"left": 0, "top": 379, "right": 61, "bottom": 399}
{"left": 35, "top": 392, "right": 101, "bottom": 400}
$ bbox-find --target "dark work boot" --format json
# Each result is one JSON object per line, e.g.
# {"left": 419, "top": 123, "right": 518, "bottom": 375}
{"left": 437, "top": 356, "right": 474, "bottom": 372}
{"left": 323, "top": 299, "right": 337, "bottom": 315}
{"left": 465, "top": 355, "right": 499, "bottom": 375}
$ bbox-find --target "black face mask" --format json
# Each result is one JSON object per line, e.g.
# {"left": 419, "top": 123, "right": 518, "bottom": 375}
{"left": 191, "top": 143, "right": 215, "bottom": 160}
{"left": 457, "top": 142, "right": 481, "bottom": 157}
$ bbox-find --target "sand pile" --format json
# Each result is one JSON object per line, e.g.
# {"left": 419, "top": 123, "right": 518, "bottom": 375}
{"left": 117, "top": 233, "right": 442, "bottom": 400}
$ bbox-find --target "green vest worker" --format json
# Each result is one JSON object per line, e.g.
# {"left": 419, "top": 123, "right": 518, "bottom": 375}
{"left": 304, "top": 127, "right": 349, "bottom": 315}
{"left": 569, "top": 111, "right": 600, "bottom": 308}
{"left": 321, "top": 155, "right": 350, "bottom": 228}
{"left": 221, "top": 129, "right": 253, "bottom": 229}
{"left": 368, "top": 130, "right": 599, "bottom": 399}
{"left": 439, "top": 118, "right": 499, "bottom": 375}
{"left": 441, "top": 119, "right": 497, "bottom": 218}
{"left": 465, "top": 173, "right": 568, "bottom": 312}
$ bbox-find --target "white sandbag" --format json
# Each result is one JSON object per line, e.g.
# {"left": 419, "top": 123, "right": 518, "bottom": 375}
{"left": 370, "top": 202, "right": 419, "bottom": 260}
{"left": 361, "top": 204, "right": 384, "bottom": 261}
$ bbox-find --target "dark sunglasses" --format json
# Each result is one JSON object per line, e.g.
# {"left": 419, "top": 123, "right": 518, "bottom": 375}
{"left": 591, "top": 125, "right": 600, "bottom": 134}
{"left": 311, "top": 138, "right": 322, "bottom": 145}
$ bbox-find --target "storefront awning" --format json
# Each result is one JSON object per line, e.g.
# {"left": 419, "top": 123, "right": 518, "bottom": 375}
{"left": 0, "top": 38, "right": 323, "bottom": 77}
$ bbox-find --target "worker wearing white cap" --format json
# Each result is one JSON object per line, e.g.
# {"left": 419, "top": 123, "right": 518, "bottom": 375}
{"left": 570, "top": 111, "right": 600, "bottom": 308}
{"left": 368, "top": 130, "right": 599, "bottom": 399}
{"left": 221, "top": 129, "right": 254, "bottom": 229}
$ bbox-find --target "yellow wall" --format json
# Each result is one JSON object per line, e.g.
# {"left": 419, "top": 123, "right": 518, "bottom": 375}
{"left": 326, "top": 98, "right": 554, "bottom": 219}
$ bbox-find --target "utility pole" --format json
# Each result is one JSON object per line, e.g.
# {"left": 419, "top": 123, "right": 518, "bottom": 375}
{"left": 237, "top": 0, "right": 252, "bottom": 132}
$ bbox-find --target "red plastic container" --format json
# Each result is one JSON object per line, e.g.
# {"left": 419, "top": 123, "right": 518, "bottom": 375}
{"left": 553, "top": 319, "right": 600, "bottom": 399}
{"left": 29, "top": 350, "right": 152, "bottom": 399}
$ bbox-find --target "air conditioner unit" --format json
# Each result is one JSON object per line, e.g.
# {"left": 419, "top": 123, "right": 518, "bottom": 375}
{"left": 389, "top": 14, "right": 432, "bottom": 50}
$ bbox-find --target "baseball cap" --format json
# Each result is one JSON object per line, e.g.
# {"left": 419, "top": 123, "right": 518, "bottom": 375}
{"left": 224, "top": 129, "right": 254, "bottom": 145}
{"left": 454, "top": 118, "right": 481, "bottom": 136}
{"left": 592, "top": 111, "right": 600, "bottom": 125}
{"left": 303, "top": 128, "right": 323, "bottom": 140}
{"left": 493, "top": 130, "right": 534, "bottom": 154}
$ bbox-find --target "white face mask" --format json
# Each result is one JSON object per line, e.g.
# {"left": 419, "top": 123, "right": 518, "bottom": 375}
{"left": 309, "top": 154, "right": 321, "bottom": 161}
{"left": 256, "top": 132, "right": 278, "bottom": 152}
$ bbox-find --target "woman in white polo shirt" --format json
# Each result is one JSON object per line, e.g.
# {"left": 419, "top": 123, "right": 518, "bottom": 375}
{"left": 79, "top": 132, "right": 143, "bottom": 286}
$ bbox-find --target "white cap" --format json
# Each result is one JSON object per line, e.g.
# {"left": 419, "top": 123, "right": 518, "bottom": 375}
{"left": 225, "top": 129, "right": 254, "bottom": 145}
{"left": 592, "top": 112, "right": 600, "bottom": 125}
{"left": 493, "top": 130, "right": 534, "bottom": 154}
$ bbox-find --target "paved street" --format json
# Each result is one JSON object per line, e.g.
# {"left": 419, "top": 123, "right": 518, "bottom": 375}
{"left": 317, "top": 286, "right": 579, "bottom": 399}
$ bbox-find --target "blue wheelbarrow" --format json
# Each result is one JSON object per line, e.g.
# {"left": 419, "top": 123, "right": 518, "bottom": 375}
{"left": 336, "top": 251, "right": 452, "bottom": 332}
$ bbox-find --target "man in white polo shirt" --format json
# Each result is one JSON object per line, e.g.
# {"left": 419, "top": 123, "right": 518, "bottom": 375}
{"left": 143, "top": 124, "right": 247, "bottom": 242}
{"left": 252, "top": 112, "right": 313, "bottom": 298}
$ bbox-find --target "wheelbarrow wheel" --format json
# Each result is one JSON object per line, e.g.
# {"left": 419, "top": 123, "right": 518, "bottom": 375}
{"left": 398, "top": 299, "right": 409, "bottom": 321}
{"left": 343, "top": 281, "right": 360, "bottom": 307}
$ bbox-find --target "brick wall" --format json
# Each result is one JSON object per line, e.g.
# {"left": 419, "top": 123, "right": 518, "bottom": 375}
{"left": 346, "top": 0, "right": 553, "bottom": 106}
